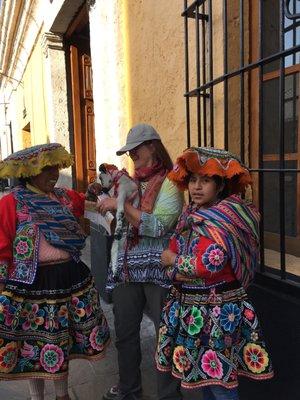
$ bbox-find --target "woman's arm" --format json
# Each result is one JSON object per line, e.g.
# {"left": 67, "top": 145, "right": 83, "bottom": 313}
{"left": 97, "top": 179, "right": 183, "bottom": 233}
{"left": 0, "top": 194, "right": 16, "bottom": 291}
{"left": 162, "top": 236, "right": 229, "bottom": 281}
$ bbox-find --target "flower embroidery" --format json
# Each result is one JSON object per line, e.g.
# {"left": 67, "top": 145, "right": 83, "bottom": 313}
{"left": 202, "top": 244, "right": 227, "bottom": 272}
{"left": 220, "top": 303, "right": 241, "bottom": 333}
{"left": 20, "top": 342, "right": 39, "bottom": 360}
{"left": 14, "top": 236, "right": 33, "bottom": 260}
{"left": 70, "top": 297, "right": 86, "bottom": 322}
{"left": 0, "top": 341, "right": 18, "bottom": 373}
{"left": 243, "top": 343, "right": 269, "bottom": 373}
{"left": 185, "top": 306, "right": 204, "bottom": 335}
{"left": 250, "top": 331, "right": 259, "bottom": 342}
{"left": 21, "top": 303, "right": 45, "bottom": 330}
{"left": 0, "top": 263, "right": 8, "bottom": 280}
{"left": 201, "top": 349, "right": 223, "bottom": 379}
{"left": 212, "top": 305, "right": 221, "bottom": 317}
{"left": 89, "top": 326, "right": 104, "bottom": 351}
{"left": 0, "top": 296, "right": 10, "bottom": 323}
{"left": 58, "top": 305, "right": 68, "bottom": 327}
{"left": 173, "top": 346, "right": 191, "bottom": 372}
{"left": 244, "top": 308, "right": 255, "bottom": 321}
{"left": 40, "top": 344, "right": 64, "bottom": 373}
{"left": 177, "top": 256, "right": 196, "bottom": 276}
{"left": 15, "top": 263, "right": 29, "bottom": 280}
{"left": 169, "top": 301, "right": 180, "bottom": 327}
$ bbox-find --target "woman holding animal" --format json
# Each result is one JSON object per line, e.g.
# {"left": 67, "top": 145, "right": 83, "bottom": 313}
{"left": 98, "top": 124, "right": 184, "bottom": 400}
{"left": 0, "top": 143, "right": 110, "bottom": 400}
{"left": 156, "top": 147, "right": 274, "bottom": 400}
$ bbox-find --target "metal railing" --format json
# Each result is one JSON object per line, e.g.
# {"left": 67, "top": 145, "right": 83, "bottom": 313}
{"left": 183, "top": 0, "right": 300, "bottom": 295}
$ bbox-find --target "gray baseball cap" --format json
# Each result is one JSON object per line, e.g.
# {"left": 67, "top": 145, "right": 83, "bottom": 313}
{"left": 116, "top": 123, "right": 161, "bottom": 156}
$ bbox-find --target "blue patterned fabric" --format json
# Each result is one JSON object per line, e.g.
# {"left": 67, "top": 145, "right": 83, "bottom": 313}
{"left": 106, "top": 178, "right": 183, "bottom": 289}
{"left": 13, "top": 187, "right": 86, "bottom": 255}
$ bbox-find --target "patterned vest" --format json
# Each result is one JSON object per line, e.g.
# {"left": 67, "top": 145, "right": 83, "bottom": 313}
{"left": 9, "top": 188, "right": 84, "bottom": 284}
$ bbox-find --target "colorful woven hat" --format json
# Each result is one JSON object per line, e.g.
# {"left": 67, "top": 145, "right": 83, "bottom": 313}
{"left": 0, "top": 143, "right": 73, "bottom": 178}
{"left": 168, "top": 147, "right": 252, "bottom": 194}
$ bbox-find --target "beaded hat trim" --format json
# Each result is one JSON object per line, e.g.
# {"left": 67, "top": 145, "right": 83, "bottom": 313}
{"left": 168, "top": 146, "right": 252, "bottom": 193}
{"left": 0, "top": 143, "right": 73, "bottom": 178}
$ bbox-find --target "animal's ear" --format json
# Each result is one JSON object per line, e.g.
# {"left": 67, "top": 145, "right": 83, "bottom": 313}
{"left": 99, "top": 163, "right": 107, "bottom": 173}
{"left": 108, "top": 164, "right": 118, "bottom": 171}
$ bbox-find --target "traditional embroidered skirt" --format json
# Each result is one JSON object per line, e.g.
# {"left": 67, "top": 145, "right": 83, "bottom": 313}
{"left": 156, "top": 283, "right": 274, "bottom": 389}
{"left": 0, "top": 260, "right": 110, "bottom": 380}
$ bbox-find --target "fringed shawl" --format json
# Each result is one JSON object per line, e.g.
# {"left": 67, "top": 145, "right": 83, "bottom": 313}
{"left": 177, "top": 195, "right": 260, "bottom": 288}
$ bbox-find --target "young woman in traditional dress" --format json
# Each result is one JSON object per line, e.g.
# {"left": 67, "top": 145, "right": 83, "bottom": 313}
{"left": 156, "top": 147, "right": 274, "bottom": 400}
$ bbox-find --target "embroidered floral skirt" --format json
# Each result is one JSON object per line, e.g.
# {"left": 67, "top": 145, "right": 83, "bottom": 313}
{"left": 156, "top": 285, "right": 274, "bottom": 389}
{"left": 0, "top": 260, "right": 110, "bottom": 380}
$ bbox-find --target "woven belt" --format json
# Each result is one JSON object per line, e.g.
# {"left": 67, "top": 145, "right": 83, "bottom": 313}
{"left": 39, "top": 258, "right": 72, "bottom": 266}
{"left": 174, "top": 279, "right": 241, "bottom": 295}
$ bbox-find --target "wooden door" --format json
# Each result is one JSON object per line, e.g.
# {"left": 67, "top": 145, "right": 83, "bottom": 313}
{"left": 69, "top": 41, "right": 96, "bottom": 193}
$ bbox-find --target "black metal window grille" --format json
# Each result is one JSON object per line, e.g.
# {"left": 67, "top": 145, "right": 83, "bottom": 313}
{"left": 183, "top": 0, "right": 300, "bottom": 296}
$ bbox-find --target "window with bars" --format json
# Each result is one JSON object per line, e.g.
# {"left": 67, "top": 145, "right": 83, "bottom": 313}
{"left": 182, "top": 0, "right": 300, "bottom": 296}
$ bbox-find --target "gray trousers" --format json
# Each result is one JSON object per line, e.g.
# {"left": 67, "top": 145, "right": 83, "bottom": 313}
{"left": 112, "top": 282, "right": 182, "bottom": 400}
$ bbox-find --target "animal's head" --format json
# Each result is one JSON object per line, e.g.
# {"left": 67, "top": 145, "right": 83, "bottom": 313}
{"left": 98, "top": 163, "right": 119, "bottom": 192}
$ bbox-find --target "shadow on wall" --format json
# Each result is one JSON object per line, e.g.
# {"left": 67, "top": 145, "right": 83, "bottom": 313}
{"left": 239, "top": 284, "right": 300, "bottom": 400}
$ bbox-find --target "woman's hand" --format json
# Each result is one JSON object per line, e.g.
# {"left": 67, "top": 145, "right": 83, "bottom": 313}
{"left": 85, "top": 182, "right": 102, "bottom": 201}
{"left": 165, "top": 267, "right": 195, "bottom": 283}
{"left": 161, "top": 249, "right": 177, "bottom": 267}
{"left": 97, "top": 198, "right": 117, "bottom": 215}
{"left": 174, "top": 274, "right": 195, "bottom": 282}
{"left": 125, "top": 190, "right": 139, "bottom": 205}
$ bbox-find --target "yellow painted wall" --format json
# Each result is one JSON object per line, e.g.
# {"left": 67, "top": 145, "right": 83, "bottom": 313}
{"left": 124, "top": 0, "right": 188, "bottom": 162}
{"left": 123, "top": 0, "right": 236, "bottom": 162}
{"left": 15, "top": 34, "right": 49, "bottom": 149}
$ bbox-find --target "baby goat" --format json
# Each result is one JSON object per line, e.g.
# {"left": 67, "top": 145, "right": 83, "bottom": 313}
{"left": 98, "top": 163, "right": 139, "bottom": 275}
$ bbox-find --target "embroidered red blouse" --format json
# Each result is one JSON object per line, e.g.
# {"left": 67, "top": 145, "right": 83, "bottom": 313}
{"left": 169, "top": 231, "right": 236, "bottom": 286}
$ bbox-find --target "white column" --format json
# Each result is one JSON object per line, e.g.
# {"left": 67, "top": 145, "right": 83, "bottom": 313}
{"left": 88, "top": 0, "right": 129, "bottom": 169}
{"left": 42, "top": 32, "right": 72, "bottom": 187}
